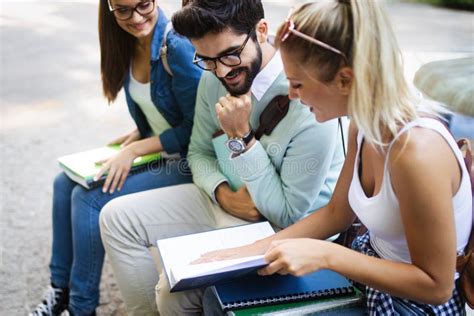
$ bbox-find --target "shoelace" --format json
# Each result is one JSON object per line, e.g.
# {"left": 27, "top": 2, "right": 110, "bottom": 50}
{"left": 29, "top": 286, "right": 62, "bottom": 316}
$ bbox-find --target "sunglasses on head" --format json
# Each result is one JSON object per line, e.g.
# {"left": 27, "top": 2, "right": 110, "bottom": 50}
{"left": 279, "top": 8, "right": 348, "bottom": 65}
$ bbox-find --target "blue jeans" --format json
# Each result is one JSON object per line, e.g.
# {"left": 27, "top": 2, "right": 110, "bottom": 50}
{"left": 392, "top": 298, "right": 428, "bottom": 316}
{"left": 49, "top": 159, "right": 192, "bottom": 316}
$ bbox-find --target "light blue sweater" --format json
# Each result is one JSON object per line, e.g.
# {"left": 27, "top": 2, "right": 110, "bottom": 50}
{"left": 188, "top": 71, "right": 344, "bottom": 228}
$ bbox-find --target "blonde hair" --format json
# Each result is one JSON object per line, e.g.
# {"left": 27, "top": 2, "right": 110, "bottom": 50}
{"left": 277, "top": 0, "right": 421, "bottom": 146}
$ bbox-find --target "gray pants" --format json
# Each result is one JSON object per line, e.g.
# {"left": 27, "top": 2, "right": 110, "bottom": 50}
{"left": 99, "top": 183, "right": 249, "bottom": 316}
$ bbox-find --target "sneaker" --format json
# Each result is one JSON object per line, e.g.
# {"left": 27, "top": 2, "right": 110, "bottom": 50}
{"left": 63, "top": 309, "right": 96, "bottom": 316}
{"left": 29, "top": 284, "right": 69, "bottom": 316}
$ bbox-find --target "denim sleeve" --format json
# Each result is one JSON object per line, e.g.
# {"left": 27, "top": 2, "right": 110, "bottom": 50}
{"left": 159, "top": 34, "right": 202, "bottom": 155}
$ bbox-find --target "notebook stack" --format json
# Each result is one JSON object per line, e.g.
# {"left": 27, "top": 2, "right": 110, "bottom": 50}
{"left": 212, "top": 269, "right": 364, "bottom": 315}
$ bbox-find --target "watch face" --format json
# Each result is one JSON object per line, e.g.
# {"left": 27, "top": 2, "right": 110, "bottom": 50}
{"left": 227, "top": 139, "right": 245, "bottom": 153}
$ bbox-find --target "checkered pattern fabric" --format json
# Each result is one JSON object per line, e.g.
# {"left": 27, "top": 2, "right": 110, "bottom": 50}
{"left": 352, "top": 232, "right": 466, "bottom": 315}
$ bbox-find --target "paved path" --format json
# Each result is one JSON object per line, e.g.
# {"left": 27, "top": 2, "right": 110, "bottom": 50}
{"left": 0, "top": 1, "right": 472, "bottom": 315}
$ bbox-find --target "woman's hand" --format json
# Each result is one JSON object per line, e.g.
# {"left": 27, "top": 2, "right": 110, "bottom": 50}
{"left": 94, "top": 146, "right": 137, "bottom": 194}
{"left": 192, "top": 241, "right": 268, "bottom": 264}
{"left": 258, "top": 238, "right": 333, "bottom": 277}
{"left": 108, "top": 128, "right": 141, "bottom": 147}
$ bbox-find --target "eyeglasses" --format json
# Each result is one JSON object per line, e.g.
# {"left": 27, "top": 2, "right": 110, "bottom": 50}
{"left": 280, "top": 8, "right": 348, "bottom": 64}
{"left": 108, "top": 0, "right": 155, "bottom": 21}
{"left": 192, "top": 30, "right": 253, "bottom": 71}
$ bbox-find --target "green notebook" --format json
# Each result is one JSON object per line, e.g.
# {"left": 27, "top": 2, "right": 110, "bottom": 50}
{"left": 57, "top": 145, "right": 161, "bottom": 189}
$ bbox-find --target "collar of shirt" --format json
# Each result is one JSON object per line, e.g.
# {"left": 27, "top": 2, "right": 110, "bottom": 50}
{"left": 251, "top": 50, "right": 283, "bottom": 102}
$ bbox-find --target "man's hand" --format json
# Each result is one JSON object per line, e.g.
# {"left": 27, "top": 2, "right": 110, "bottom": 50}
{"left": 215, "top": 183, "right": 262, "bottom": 222}
{"left": 215, "top": 94, "right": 252, "bottom": 137}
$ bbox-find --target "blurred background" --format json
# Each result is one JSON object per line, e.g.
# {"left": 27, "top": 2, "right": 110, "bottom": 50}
{"left": 1, "top": 0, "right": 473, "bottom": 315}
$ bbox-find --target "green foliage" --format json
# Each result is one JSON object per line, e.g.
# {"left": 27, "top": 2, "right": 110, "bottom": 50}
{"left": 419, "top": 0, "right": 474, "bottom": 10}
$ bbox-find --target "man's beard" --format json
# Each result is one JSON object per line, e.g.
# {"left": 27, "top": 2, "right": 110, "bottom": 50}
{"left": 218, "top": 44, "right": 263, "bottom": 96}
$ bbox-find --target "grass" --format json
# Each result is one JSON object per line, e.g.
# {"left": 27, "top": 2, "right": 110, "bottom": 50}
{"left": 403, "top": 0, "right": 474, "bottom": 11}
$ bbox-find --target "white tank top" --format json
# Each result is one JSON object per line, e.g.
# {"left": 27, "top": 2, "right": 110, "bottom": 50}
{"left": 129, "top": 68, "right": 172, "bottom": 137}
{"left": 129, "top": 68, "right": 181, "bottom": 159}
{"left": 348, "top": 118, "right": 472, "bottom": 269}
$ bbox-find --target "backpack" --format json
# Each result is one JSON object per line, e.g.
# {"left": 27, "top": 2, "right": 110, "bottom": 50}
{"left": 160, "top": 22, "right": 173, "bottom": 77}
{"left": 455, "top": 138, "right": 474, "bottom": 308}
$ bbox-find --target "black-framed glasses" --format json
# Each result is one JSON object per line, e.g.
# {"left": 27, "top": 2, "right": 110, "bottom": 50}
{"left": 192, "top": 30, "right": 253, "bottom": 71}
{"left": 108, "top": 0, "right": 155, "bottom": 21}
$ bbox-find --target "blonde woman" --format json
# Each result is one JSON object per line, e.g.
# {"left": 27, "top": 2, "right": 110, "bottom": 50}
{"left": 201, "top": 0, "right": 472, "bottom": 314}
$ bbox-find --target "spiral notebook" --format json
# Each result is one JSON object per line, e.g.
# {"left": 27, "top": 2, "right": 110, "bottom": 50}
{"left": 212, "top": 269, "right": 357, "bottom": 311}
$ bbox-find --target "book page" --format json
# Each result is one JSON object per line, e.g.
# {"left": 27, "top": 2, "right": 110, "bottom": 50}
{"left": 172, "top": 255, "right": 266, "bottom": 281}
{"left": 157, "top": 222, "right": 274, "bottom": 285}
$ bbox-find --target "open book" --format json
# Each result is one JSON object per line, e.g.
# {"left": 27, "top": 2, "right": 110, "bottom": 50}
{"left": 58, "top": 145, "right": 161, "bottom": 189}
{"left": 157, "top": 222, "right": 275, "bottom": 292}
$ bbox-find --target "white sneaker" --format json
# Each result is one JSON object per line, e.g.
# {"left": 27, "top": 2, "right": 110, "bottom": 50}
{"left": 29, "top": 285, "right": 69, "bottom": 316}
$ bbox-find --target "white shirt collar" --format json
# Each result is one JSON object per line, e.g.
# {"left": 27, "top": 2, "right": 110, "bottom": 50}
{"left": 251, "top": 50, "right": 283, "bottom": 102}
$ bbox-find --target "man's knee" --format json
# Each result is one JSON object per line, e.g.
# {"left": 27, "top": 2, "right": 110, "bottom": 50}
{"left": 99, "top": 198, "right": 127, "bottom": 239}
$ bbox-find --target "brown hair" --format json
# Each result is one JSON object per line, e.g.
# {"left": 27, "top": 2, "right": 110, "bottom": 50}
{"left": 99, "top": 1, "right": 194, "bottom": 103}
{"left": 98, "top": 0, "right": 136, "bottom": 103}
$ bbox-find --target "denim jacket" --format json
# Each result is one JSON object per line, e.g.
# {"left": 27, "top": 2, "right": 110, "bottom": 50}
{"left": 123, "top": 8, "right": 202, "bottom": 157}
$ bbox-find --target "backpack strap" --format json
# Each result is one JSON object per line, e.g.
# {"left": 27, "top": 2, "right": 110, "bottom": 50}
{"left": 456, "top": 137, "right": 474, "bottom": 267}
{"left": 455, "top": 137, "right": 474, "bottom": 308}
{"left": 212, "top": 95, "right": 290, "bottom": 142}
{"left": 457, "top": 138, "right": 474, "bottom": 195}
{"left": 160, "top": 22, "right": 173, "bottom": 77}
{"left": 254, "top": 95, "right": 290, "bottom": 140}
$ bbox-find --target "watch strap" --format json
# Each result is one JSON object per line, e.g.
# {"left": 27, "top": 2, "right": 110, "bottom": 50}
{"left": 242, "top": 129, "right": 254, "bottom": 146}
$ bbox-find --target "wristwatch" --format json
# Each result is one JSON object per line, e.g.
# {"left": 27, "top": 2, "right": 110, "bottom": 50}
{"left": 225, "top": 130, "right": 255, "bottom": 154}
